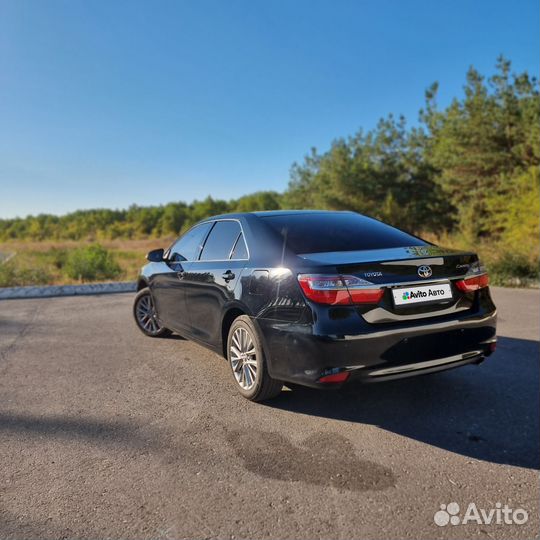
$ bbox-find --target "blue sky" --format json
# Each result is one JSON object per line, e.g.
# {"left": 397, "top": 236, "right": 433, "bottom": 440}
{"left": 0, "top": 0, "right": 538, "bottom": 218}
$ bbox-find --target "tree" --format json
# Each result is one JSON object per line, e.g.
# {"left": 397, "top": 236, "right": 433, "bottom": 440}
{"left": 233, "top": 191, "right": 282, "bottom": 212}
{"left": 420, "top": 56, "right": 540, "bottom": 240}
{"left": 283, "top": 115, "right": 453, "bottom": 233}
{"left": 156, "top": 202, "right": 188, "bottom": 236}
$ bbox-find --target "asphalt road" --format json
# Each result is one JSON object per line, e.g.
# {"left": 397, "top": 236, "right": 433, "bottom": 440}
{"left": 0, "top": 287, "right": 538, "bottom": 539}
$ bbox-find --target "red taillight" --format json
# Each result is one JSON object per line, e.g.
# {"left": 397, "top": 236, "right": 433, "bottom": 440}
{"left": 455, "top": 273, "right": 489, "bottom": 293}
{"left": 297, "top": 274, "right": 383, "bottom": 305}
{"left": 318, "top": 371, "right": 350, "bottom": 383}
{"left": 297, "top": 275, "right": 352, "bottom": 305}
{"left": 348, "top": 288, "right": 385, "bottom": 304}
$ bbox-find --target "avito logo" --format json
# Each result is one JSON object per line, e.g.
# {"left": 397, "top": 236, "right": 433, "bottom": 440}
{"left": 403, "top": 290, "right": 428, "bottom": 300}
{"left": 402, "top": 288, "right": 446, "bottom": 301}
{"left": 434, "top": 502, "right": 528, "bottom": 527}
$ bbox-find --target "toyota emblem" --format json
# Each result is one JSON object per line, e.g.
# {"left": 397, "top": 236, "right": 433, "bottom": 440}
{"left": 417, "top": 265, "right": 432, "bottom": 278}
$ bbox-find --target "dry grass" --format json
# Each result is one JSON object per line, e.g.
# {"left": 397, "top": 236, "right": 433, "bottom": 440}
{"left": 0, "top": 238, "right": 175, "bottom": 254}
{"left": 0, "top": 238, "right": 175, "bottom": 286}
{"left": 1, "top": 235, "right": 538, "bottom": 288}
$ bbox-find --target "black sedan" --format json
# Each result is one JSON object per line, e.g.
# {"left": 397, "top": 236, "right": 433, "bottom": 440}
{"left": 133, "top": 210, "right": 497, "bottom": 401}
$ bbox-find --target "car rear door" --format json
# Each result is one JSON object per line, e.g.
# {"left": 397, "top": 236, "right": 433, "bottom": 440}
{"left": 182, "top": 219, "right": 249, "bottom": 344}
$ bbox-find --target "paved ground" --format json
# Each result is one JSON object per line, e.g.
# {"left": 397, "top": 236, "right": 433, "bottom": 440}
{"left": 0, "top": 287, "right": 538, "bottom": 539}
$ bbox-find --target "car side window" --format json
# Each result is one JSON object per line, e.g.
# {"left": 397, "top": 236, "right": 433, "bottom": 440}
{"left": 230, "top": 233, "right": 248, "bottom": 260}
{"left": 199, "top": 220, "right": 242, "bottom": 261}
{"left": 169, "top": 222, "right": 212, "bottom": 262}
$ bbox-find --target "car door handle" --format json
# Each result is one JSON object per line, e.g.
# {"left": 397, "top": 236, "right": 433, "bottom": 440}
{"left": 222, "top": 270, "right": 235, "bottom": 282}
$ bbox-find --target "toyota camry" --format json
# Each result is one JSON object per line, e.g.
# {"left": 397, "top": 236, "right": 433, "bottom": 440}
{"left": 133, "top": 211, "right": 497, "bottom": 401}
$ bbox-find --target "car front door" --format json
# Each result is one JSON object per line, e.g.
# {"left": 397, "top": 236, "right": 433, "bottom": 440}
{"left": 150, "top": 222, "right": 213, "bottom": 334}
{"left": 183, "top": 219, "right": 249, "bottom": 344}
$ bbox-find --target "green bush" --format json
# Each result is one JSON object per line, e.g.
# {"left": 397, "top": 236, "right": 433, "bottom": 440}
{"left": 0, "top": 261, "right": 53, "bottom": 287}
{"left": 49, "top": 248, "right": 68, "bottom": 270}
{"left": 489, "top": 252, "right": 539, "bottom": 286}
{"left": 64, "top": 244, "right": 121, "bottom": 281}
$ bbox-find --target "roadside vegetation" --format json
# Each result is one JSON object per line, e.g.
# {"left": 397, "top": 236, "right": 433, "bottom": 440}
{"left": 1, "top": 57, "right": 538, "bottom": 287}
{"left": 0, "top": 240, "right": 171, "bottom": 287}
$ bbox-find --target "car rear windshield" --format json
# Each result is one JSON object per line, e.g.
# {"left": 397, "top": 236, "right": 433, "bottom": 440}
{"left": 261, "top": 213, "right": 427, "bottom": 254}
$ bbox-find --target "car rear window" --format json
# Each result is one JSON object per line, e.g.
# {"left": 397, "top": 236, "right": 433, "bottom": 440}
{"left": 200, "top": 220, "right": 242, "bottom": 261}
{"left": 261, "top": 213, "right": 427, "bottom": 254}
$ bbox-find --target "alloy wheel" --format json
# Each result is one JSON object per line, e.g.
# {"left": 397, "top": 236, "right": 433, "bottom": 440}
{"left": 135, "top": 293, "right": 162, "bottom": 335}
{"left": 230, "top": 327, "right": 258, "bottom": 390}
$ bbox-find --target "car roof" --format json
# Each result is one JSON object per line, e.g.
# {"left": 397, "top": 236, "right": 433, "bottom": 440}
{"left": 201, "top": 209, "right": 353, "bottom": 221}
{"left": 252, "top": 210, "right": 353, "bottom": 217}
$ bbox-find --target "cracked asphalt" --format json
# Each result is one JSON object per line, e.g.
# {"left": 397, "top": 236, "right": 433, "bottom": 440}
{"left": 0, "top": 287, "right": 538, "bottom": 539}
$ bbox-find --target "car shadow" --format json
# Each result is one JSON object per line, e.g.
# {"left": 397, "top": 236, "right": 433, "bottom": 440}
{"left": 267, "top": 336, "right": 539, "bottom": 470}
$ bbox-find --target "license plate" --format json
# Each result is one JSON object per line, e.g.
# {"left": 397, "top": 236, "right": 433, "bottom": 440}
{"left": 392, "top": 283, "right": 453, "bottom": 306}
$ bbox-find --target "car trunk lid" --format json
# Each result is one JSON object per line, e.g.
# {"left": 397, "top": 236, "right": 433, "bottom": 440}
{"left": 298, "top": 245, "right": 483, "bottom": 322}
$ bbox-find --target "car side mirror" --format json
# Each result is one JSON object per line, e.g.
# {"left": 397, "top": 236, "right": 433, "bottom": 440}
{"left": 146, "top": 248, "right": 164, "bottom": 262}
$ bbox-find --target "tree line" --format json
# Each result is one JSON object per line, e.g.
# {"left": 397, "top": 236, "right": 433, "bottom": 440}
{"left": 1, "top": 57, "right": 538, "bottom": 261}
{"left": 0, "top": 192, "right": 283, "bottom": 241}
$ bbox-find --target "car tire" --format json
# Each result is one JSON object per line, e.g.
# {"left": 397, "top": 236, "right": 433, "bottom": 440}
{"left": 133, "top": 288, "right": 171, "bottom": 338}
{"left": 227, "top": 315, "right": 282, "bottom": 401}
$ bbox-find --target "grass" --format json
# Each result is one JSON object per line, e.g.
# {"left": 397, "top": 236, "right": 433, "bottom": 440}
{"left": 0, "top": 239, "right": 173, "bottom": 287}
{"left": 0, "top": 235, "right": 538, "bottom": 288}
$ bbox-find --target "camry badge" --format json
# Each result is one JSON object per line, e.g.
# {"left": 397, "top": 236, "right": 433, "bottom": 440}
{"left": 417, "top": 265, "right": 432, "bottom": 278}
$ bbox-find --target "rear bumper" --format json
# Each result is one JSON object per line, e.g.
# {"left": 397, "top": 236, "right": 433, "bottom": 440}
{"left": 256, "top": 295, "right": 497, "bottom": 388}
{"left": 349, "top": 349, "right": 487, "bottom": 383}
